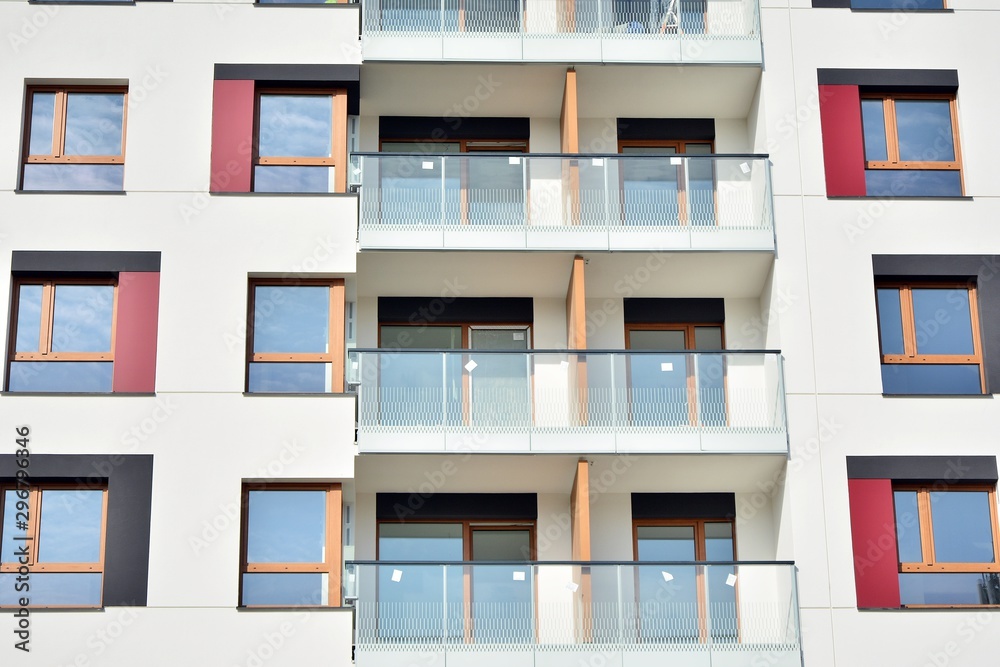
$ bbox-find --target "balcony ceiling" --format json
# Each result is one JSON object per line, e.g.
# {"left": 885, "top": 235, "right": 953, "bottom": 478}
{"left": 355, "top": 251, "right": 773, "bottom": 299}
{"left": 360, "top": 63, "right": 761, "bottom": 120}
{"left": 355, "top": 454, "right": 786, "bottom": 494}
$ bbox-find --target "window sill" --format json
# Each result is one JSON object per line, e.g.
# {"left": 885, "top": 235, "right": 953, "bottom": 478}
{"left": 15, "top": 189, "right": 126, "bottom": 195}
{"left": 28, "top": 1, "right": 136, "bottom": 4}
{"left": 1, "top": 392, "right": 155, "bottom": 397}
{"left": 254, "top": 2, "right": 357, "bottom": 6}
{"left": 243, "top": 392, "right": 354, "bottom": 397}
{"left": 881, "top": 393, "right": 992, "bottom": 398}
{"left": 211, "top": 191, "right": 356, "bottom": 197}
{"left": 898, "top": 604, "right": 1000, "bottom": 610}
{"left": 828, "top": 195, "right": 973, "bottom": 201}
{"left": 237, "top": 605, "right": 350, "bottom": 611}
{"left": 851, "top": 8, "right": 953, "bottom": 13}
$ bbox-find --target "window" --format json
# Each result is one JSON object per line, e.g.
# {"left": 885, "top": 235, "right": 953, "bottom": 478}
{"left": 7, "top": 279, "right": 116, "bottom": 392}
{"left": 240, "top": 484, "right": 342, "bottom": 607}
{"left": 618, "top": 140, "right": 716, "bottom": 227}
{"left": 377, "top": 139, "right": 528, "bottom": 227}
{"left": 893, "top": 486, "right": 1000, "bottom": 606}
{"left": 625, "top": 323, "right": 726, "bottom": 426}
{"left": 253, "top": 90, "right": 347, "bottom": 193}
{"left": 377, "top": 520, "right": 536, "bottom": 641}
{"left": 247, "top": 279, "right": 345, "bottom": 393}
{"left": 21, "top": 87, "right": 126, "bottom": 192}
{"left": 861, "top": 94, "right": 962, "bottom": 196}
{"left": 876, "top": 283, "right": 985, "bottom": 394}
{"left": 1, "top": 484, "right": 108, "bottom": 607}
{"left": 633, "top": 517, "right": 737, "bottom": 641}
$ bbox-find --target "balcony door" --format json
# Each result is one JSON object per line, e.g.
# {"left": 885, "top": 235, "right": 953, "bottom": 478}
{"left": 626, "top": 324, "right": 726, "bottom": 427}
{"left": 619, "top": 142, "right": 715, "bottom": 227}
{"left": 377, "top": 521, "right": 535, "bottom": 643}
{"left": 379, "top": 140, "right": 527, "bottom": 227}
{"left": 378, "top": 323, "right": 532, "bottom": 428}
{"left": 634, "top": 519, "right": 737, "bottom": 643}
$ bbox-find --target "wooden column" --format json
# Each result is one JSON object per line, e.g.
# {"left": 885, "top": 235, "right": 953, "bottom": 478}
{"left": 560, "top": 69, "right": 581, "bottom": 227}
{"left": 571, "top": 458, "right": 592, "bottom": 642}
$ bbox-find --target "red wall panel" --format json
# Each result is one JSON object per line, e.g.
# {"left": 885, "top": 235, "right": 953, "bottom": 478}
{"left": 848, "top": 478, "right": 901, "bottom": 609}
{"left": 113, "top": 272, "right": 160, "bottom": 393}
{"left": 210, "top": 79, "right": 254, "bottom": 193}
{"left": 819, "top": 84, "right": 867, "bottom": 197}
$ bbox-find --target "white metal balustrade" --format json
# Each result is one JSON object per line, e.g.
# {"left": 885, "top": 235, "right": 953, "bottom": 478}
{"left": 351, "top": 153, "right": 775, "bottom": 251}
{"left": 361, "top": 0, "right": 762, "bottom": 63}
{"left": 346, "top": 561, "right": 802, "bottom": 667}
{"left": 347, "top": 350, "right": 788, "bottom": 453}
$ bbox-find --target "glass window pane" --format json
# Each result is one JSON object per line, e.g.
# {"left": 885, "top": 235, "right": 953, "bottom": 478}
{"left": 864, "top": 170, "right": 962, "bottom": 198}
{"left": 242, "top": 573, "right": 328, "bottom": 606}
{"left": 895, "top": 100, "right": 955, "bottom": 162}
{"left": 470, "top": 328, "right": 528, "bottom": 350}
{"left": 8, "top": 361, "right": 113, "bottom": 393}
{"left": 704, "top": 522, "right": 734, "bottom": 560}
{"left": 258, "top": 95, "right": 333, "bottom": 158}
{"left": 629, "top": 329, "right": 686, "bottom": 351}
{"left": 379, "top": 523, "right": 463, "bottom": 561}
{"left": 899, "top": 572, "right": 1000, "bottom": 606}
{"left": 22, "top": 164, "right": 124, "bottom": 191}
{"left": 247, "top": 490, "right": 327, "bottom": 563}
{"left": 0, "top": 573, "right": 102, "bottom": 606}
{"left": 930, "top": 491, "right": 995, "bottom": 563}
{"left": 380, "top": 325, "right": 462, "bottom": 350}
{"left": 636, "top": 525, "right": 696, "bottom": 561}
{"left": 253, "top": 286, "right": 330, "bottom": 353}
{"left": 253, "top": 166, "right": 333, "bottom": 193}
{"left": 64, "top": 93, "right": 124, "bottom": 156}
{"left": 893, "top": 491, "right": 922, "bottom": 563}
{"left": 877, "top": 288, "right": 905, "bottom": 355}
{"left": 51, "top": 285, "right": 114, "bottom": 353}
{"left": 471, "top": 529, "right": 531, "bottom": 561}
{"left": 14, "top": 284, "right": 43, "bottom": 352}
{"left": 694, "top": 326, "right": 723, "bottom": 351}
{"left": 861, "top": 99, "right": 888, "bottom": 162}
{"left": 38, "top": 490, "right": 103, "bottom": 563}
{"left": 881, "top": 364, "right": 981, "bottom": 395}
{"left": 1, "top": 490, "right": 28, "bottom": 562}
{"left": 28, "top": 92, "right": 56, "bottom": 155}
{"left": 248, "top": 363, "right": 328, "bottom": 393}
{"left": 911, "top": 288, "right": 974, "bottom": 355}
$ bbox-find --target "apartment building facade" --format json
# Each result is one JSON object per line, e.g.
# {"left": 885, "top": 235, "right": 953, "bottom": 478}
{"left": 0, "top": 0, "right": 997, "bottom": 666}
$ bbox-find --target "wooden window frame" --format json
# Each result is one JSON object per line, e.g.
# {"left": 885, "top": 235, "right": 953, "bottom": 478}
{"left": 253, "top": 88, "right": 348, "bottom": 193}
{"left": 21, "top": 86, "right": 128, "bottom": 186}
{"left": 246, "top": 279, "right": 346, "bottom": 393}
{"left": 239, "top": 483, "right": 343, "bottom": 607}
{"left": 7, "top": 278, "right": 118, "bottom": 379}
{"left": 861, "top": 93, "right": 963, "bottom": 190}
{"left": 895, "top": 485, "right": 1000, "bottom": 575}
{"left": 0, "top": 483, "right": 109, "bottom": 608}
{"left": 875, "top": 282, "right": 985, "bottom": 393}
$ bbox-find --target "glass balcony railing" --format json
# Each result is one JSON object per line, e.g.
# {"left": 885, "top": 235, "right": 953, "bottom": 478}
{"left": 351, "top": 153, "right": 774, "bottom": 251}
{"left": 346, "top": 561, "right": 800, "bottom": 664}
{"left": 360, "top": 0, "right": 762, "bottom": 63}
{"left": 347, "top": 349, "right": 787, "bottom": 453}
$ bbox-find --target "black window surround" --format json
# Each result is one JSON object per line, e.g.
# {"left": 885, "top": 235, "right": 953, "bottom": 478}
{"left": 0, "top": 454, "right": 153, "bottom": 606}
{"left": 873, "top": 255, "right": 999, "bottom": 393}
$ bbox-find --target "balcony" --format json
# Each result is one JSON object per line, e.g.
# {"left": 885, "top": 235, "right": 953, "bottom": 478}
{"left": 348, "top": 350, "right": 787, "bottom": 454}
{"left": 352, "top": 153, "right": 774, "bottom": 252}
{"left": 346, "top": 561, "right": 801, "bottom": 667}
{"left": 360, "top": 0, "right": 762, "bottom": 63}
